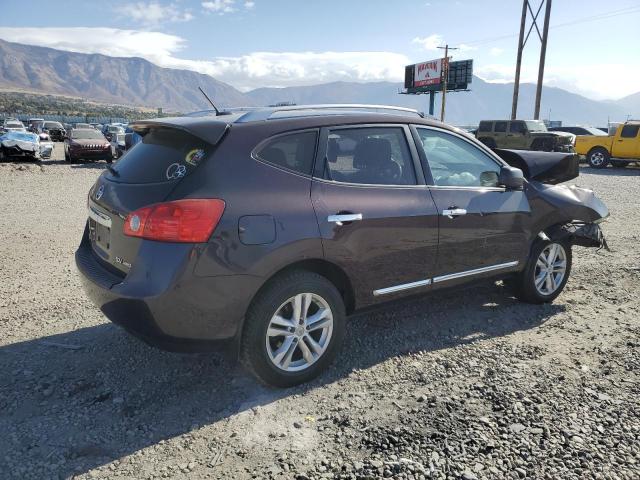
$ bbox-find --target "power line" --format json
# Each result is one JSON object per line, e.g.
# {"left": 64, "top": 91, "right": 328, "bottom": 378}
{"left": 455, "top": 5, "right": 640, "bottom": 48}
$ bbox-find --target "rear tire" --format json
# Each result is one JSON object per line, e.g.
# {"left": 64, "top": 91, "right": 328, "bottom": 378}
{"left": 511, "top": 239, "right": 572, "bottom": 304}
{"left": 240, "top": 271, "right": 346, "bottom": 387}
{"left": 587, "top": 147, "right": 609, "bottom": 169}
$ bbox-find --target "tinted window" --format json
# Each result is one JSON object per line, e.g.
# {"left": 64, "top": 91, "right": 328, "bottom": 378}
{"left": 324, "top": 127, "right": 416, "bottom": 186}
{"left": 255, "top": 131, "right": 317, "bottom": 175}
{"left": 478, "top": 121, "right": 492, "bottom": 133}
{"left": 417, "top": 128, "right": 501, "bottom": 187}
{"left": 494, "top": 121, "right": 507, "bottom": 133}
{"left": 108, "top": 127, "right": 210, "bottom": 184}
{"left": 510, "top": 121, "right": 526, "bottom": 133}
{"left": 620, "top": 125, "right": 640, "bottom": 138}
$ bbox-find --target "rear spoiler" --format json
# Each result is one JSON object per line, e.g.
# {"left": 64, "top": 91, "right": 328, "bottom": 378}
{"left": 130, "top": 116, "right": 230, "bottom": 145}
{"left": 494, "top": 149, "right": 579, "bottom": 184}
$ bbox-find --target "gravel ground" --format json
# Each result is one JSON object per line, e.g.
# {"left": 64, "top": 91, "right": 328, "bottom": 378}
{"left": 0, "top": 145, "right": 638, "bottom": 480}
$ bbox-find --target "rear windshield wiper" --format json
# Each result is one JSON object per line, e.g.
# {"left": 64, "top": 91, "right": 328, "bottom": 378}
{"left": 107, "top": 165, "right": 119, "bottom": 177}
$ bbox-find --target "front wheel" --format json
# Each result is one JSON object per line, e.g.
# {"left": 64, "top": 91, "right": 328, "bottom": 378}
{"left": 512, "top": 240, "right": 572, "bottom": 304}
{"left": 240, "top": 271, "right": 346, "bottom": 387}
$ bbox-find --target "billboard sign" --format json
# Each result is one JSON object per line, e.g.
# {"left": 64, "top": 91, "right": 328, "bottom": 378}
{"left": 414, "top": 59, "right": 443, "bottom": 87}
{"left": 404, "top": 59, "right": 473, "bottom": 93}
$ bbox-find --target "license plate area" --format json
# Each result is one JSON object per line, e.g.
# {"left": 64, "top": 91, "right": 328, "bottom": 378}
{"left": 88, "top": 206, "right": 112, "bottom": 253}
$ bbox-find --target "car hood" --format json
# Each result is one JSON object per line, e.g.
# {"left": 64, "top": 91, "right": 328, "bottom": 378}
{"left": 0, "top": 132, "right": 39, "bottom": 150}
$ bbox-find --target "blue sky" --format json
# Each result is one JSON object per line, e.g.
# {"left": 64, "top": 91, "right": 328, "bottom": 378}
{"left": 1, "top": 0, "right": 639, "bottom": 99}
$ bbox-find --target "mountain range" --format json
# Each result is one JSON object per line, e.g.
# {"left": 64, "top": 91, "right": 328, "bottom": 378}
{"left": 0, "top": 38, "right": 637, "bottom": 125}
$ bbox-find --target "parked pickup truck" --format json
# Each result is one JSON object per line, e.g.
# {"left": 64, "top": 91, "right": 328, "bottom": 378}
{"left": 576, "top": 121, "right": 640, "bottom": 168}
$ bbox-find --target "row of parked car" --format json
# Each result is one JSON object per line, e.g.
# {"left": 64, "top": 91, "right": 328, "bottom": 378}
{"left": 0, "top": 117, "right": 140, "bottom": 163}
{"left": 473, "top": 118, "right": 640, "bottom": 169}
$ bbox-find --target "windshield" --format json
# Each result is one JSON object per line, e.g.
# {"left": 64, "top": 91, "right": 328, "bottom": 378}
{"left": 71, "top": 129, "right": 105, "bottom": 140}
{"left": 525, "top": 121, "right": 548, "bottom": 132}
{"left": 5, "top": 122, "right": 23, "bottom": 128}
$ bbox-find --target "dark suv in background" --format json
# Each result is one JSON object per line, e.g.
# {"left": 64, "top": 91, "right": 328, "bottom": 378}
{"left": 76, "top": 105, "right": 608, "bottom": 387}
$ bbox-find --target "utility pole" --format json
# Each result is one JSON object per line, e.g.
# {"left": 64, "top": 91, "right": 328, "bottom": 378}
{"left": 511, "top": 0, "right": 528, "bottom": 119}
{"left": 534, "top": 0, "right": 552, "bottom": 119}
{"left": 511, "top": 0, "right": 553, "bottom": 120}
{"left": 437, "top": 44, "right": 458, "bottom": 122}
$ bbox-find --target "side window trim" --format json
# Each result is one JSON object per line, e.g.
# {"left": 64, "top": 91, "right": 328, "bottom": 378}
{"left": 251, "top": 128, "right": 320, "bottom": 177}
{"left": 411, "top": 125, "right": 506, "bottom": 189}
{"left": 313, "top": 123, "right": 424, "bottom": 187}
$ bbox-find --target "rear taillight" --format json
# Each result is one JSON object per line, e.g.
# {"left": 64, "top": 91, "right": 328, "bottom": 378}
{"left": 124, "top": 199, "right": 225, "bottom": 243}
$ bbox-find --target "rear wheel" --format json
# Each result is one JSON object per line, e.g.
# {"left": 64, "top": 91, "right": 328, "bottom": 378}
{"left": 240, "top": 271, "right": 346, "bottom": 387}
{"left": 511, "top": 240, "right": 572, "bottom": 304}
{"left": 587, "top": 147, "right": 609, "bottom": 169}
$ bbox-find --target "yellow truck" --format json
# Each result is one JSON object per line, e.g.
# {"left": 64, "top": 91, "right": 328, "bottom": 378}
{"left": 576, "top": 121, "right": 640, "bottom": 168}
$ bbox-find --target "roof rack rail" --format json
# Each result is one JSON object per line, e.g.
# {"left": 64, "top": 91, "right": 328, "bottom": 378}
{"left": 235, "top": 104, "right": 425, "bottom": 122}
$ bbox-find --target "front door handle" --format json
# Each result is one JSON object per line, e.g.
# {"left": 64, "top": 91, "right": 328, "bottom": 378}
{"left": 442, "top": 208, "right": 467, "bottom": 218}
{"left": 328, "top": 213, "right": 363, "bottom": 226}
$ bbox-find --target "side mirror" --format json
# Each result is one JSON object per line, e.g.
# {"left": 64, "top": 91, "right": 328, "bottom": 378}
{"left": 499, "top": 165, "right": 524, "bottom": 190}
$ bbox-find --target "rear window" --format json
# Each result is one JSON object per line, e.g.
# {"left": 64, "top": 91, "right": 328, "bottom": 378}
{"left": 108, "top": 127, "right": 211, "bottom": 184}
{"left": 620, "top": 125, "right": 640, "bottom": 138}
{"left": 254, "top": 131, "right": 317, "bottom": 175}
{"left": 44, "top": 122, "right": 62, "bottom": 129}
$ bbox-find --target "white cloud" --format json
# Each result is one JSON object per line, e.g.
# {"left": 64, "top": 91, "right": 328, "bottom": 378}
{"left": 412, "top": 34, "right": 443, "bottom": 51}
{"left": 0, "top": 27, "right": 636, "bottom": 99}
{"left": 121, "top": 2, "right": 194, "bottom": 25}
{"left": 202, "top": 0, "right": 236, "bottom": 14}
{"left": 0, "top": 27, "right": 186, "bottom": 61}
{"left": 244, "top": 1, "right": 255, "bottom": 9}
{"left": 489, "top": 47, "right": 504, "bottom": 57}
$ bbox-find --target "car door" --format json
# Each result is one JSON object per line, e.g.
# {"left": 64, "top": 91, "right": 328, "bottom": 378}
{"left": 493, "top": 121, "right": 508, "bottom": 148}
{"left": 412, "top": 125, "right": 531, "bottom": 287}
{"left": 506, "top": 121, "right": 527, "bottom": 149}
{"left": 311, "top": 124, "right": 439, "bottom": 307}
{"left": 612, "top": 124, "right": 640, "bottom": 158}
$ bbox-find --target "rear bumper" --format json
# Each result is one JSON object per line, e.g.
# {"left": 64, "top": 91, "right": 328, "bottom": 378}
{"left": 75, "top": 229, "right": 262, "bottom": 351}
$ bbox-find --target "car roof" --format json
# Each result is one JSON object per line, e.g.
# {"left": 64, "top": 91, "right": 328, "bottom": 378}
{"left": 132, "top": 105, "right": 454, "bottom": 145}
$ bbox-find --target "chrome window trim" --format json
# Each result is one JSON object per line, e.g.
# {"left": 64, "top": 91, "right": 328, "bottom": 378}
{"left": 373, "top": 261, "right": 519, "bottom": 296}
{"left": 432, "top": 261, "right": 519, "bottom": 284}
{"left": 312, "top": 177, "right": 429, "bottom": 190}
{"left": 373, "top": 278, "right": 432, "bottom": 296}
{"left": 428, "top": 185, "right": 506, "bottom": 192}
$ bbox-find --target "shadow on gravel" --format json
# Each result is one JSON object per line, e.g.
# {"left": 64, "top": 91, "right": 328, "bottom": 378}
{"left": 70, "top": 162, "right": 110, "bottom": 170}
{"left": 0, "top": 281, "right": 564, "bottom": 477}
{"left": 579, "top": 165, "right": 639, "bottom": 176}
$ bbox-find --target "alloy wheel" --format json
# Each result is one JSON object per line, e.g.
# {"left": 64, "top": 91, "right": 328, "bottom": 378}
{"left": 590, "top": 152, "right": 605, "bottom": 166}
{"left": 265, "top": 293, "right": 334, "bottom": 372}
{"left": 534, "top": 243, "right": 567, "bottom": 296}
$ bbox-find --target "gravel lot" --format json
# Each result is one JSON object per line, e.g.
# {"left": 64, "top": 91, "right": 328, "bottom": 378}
{"left": 0, "top": 144, "right": 638, "bottom": 480}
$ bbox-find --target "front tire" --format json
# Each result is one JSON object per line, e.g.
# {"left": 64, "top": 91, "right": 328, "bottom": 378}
{"left": 587, "top": 147, "right": 609, "bottom": 169}
{"left": 240, "top": 271, "right": 346, "bottom": 387}
{"left": 512, "top": 240, "right": 572, "bottom": 304}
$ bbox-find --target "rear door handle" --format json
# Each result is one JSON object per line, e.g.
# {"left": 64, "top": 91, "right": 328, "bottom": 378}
{"left": 442, "top": 208, "right": 467, "bottom": 218}
{"left": 328, "top": 213, "right": 363, "bottom": 225}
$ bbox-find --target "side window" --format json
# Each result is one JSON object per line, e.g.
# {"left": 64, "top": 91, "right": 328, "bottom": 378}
{"left": 255, "top": 131, "right": 318, "bottom": 175}
{"left": 620, "top": 125, "right": 640, "bottom": 138}
{"left": 478, "top": 121, "right": 492, "bottom": 133}
{"left": 510, "top": 121, "right": 526, "bottom": 134}
{"left": 494, "top": 121, "right": 507, "bottom": 133}
{"left": 324, "top": 127, "right": 417, "bottom": 186}
{"left": 417, "top": 128, "right": 502, "bottom": 187}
